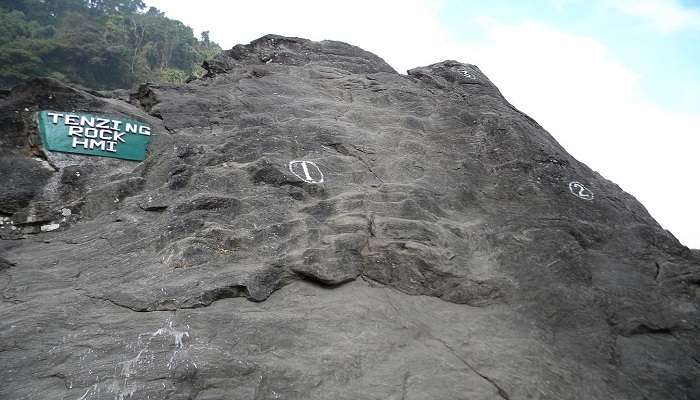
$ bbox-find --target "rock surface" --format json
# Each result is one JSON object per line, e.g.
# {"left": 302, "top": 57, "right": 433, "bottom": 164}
{"left": 1, "top": 34, "right": 699, "bottom": 400}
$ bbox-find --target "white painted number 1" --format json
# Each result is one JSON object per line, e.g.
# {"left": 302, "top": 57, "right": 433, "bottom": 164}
{"left": 289, "top": 160, "right": 324, "bottom": 184}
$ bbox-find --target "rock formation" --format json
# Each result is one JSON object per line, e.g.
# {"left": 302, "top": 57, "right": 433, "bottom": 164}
{"left": 1, "top": 34, "right": 699, "bottom": 400}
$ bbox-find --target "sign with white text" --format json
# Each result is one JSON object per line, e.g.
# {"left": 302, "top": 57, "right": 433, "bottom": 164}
{"left": 37, "top": 111, "right": 152, "bottom": 161}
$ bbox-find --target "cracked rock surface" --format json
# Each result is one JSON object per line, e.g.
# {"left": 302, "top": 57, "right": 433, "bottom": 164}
{"left": 1, "top": 34, "right": 699, "bottom": 400}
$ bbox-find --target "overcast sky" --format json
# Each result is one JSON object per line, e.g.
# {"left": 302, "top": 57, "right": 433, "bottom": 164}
{"left": 147, "top": 0, "right": 700, "bottom": 248}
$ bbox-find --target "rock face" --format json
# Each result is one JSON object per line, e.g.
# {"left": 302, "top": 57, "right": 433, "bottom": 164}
{"left": 1, "top": 34, "right": 699, "bottom": 400}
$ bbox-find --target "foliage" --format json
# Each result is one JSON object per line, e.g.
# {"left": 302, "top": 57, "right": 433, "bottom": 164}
{"left": 0, "top": 0, "right": 222, "bottom": 89}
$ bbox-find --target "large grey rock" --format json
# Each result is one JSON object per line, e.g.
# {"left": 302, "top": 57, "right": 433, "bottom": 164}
{"left": 1, "top": 35, "right": 698, "bottom": 400}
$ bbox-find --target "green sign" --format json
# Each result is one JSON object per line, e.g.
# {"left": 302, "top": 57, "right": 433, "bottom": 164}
{"left": 37, "top": 111, "right": 152, "bottom": 161}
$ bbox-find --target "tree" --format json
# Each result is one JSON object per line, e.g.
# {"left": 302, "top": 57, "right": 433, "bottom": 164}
{"left": 0, "top": 0, "right": 222, "bottom": 90}
{"left": 85, "top": 0, "right": 145, "bottom": 15}
{"left": 0, "top": 8, "right": 49, "bottom": 87}
{"left": 43, "top": 11, "right": 132, "bottom": 88}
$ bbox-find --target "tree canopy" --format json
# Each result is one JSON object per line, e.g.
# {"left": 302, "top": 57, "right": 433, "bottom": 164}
{"left": 0, "top": 0, "right": 222, "bottom": 89}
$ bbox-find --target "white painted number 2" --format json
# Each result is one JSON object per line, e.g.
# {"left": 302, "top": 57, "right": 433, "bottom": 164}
{"left": 289, "top": 160, "right": 324, "bottom": 184}
{"left": 569, "top": 181, "right": 594, "bottom": 201}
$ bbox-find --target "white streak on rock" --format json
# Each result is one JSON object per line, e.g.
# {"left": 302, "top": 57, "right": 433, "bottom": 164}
{"left": 41, "top": 223, "right": 60, "bottom": 232}
{"left": 152, "top": 320, "right": 190, "bottom": 349}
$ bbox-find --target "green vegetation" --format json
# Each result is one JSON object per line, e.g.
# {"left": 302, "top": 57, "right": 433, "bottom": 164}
{"left": 0, "top": 0, "right": 222, "bottom": 90}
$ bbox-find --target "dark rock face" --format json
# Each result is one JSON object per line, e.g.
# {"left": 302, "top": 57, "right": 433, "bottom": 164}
{"left": 1, "top": 36, "right": 698, "bottom": 400}
{"left": 204, "top": 34, "right": 396, "bottom": 77}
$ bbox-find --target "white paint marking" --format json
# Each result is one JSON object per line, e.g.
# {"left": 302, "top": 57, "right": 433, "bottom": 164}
{"left": 569, "top": 181, "right": 594, "bottom": 200}
{"left": 301, "top": 162, "right": 311, "bottom": 181}
{"left": 289, "top": 160, "right": 324, "bottom": 184}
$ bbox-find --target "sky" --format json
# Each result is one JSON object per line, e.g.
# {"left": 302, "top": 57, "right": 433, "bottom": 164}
{"left": 146, "top": 0, "right": 700, "bottom": 248}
